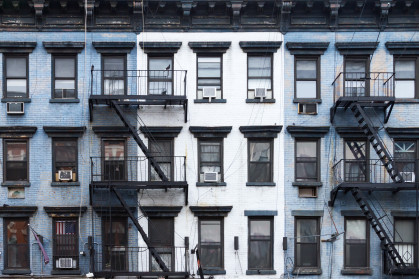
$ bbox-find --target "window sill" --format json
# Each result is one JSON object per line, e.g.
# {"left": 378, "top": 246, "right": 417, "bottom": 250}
{"left": 246, "top": 99, "right": 276, "bottom": 103}
{"left": 49, "top": 99, "right": 80, "bottom": 103}
{"left": 293, "top": 98, "right": 322, "bottom": 104}
{"left": 51, "top": 182, "right": 80, "bottom": 187}
{"left": 194, "top": 99, "right": 227, "bottom": 103}
{"left": 341, "top": 267, "right": 372, "bottom": 275}
{"left": 395, "top": 98, "right": 419, "bottom": 104}
{"left": 292, "top": 182, "right": 323, "bottom": 187}
{"left": 203, "top": 269, "right": 226, "bottom": 275}
{"left": 51, "top": 269, "right": 81, "bottom": 275}
{"left": 196, "top": 182, "right": 226, "bottom": 187}
{"left": 246, "top": 270, "right": 276, "bottom": 275}
{"left": 293, "top": 267, "right": 322, "bottom": 275}
{"left": 2, "top": 269, "right": 31, "bottom": 275}
{"left": 2, "top": 98, "right": 31, "bottom": 103}
{"left": 2, "top": 181, "right": 31, "bottom": 187}
{"left": 246, "top": 182, "right": 276, "bottom": 187}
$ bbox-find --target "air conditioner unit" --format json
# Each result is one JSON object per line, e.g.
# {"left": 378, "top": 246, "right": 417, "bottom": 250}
{"left": 57, "top": 258, "right": 74, "bottom": 269}
{"left": 400, "top": 172, "right": 415, "bottom": 182}
{"left": 6, "top": 102, "right": 24, "bottom": 115}
{"left": 255, "top": 88, "right": 267, "bottom": 102}
{"left": 202, "top": 87, "right": 217, "bottom": 102}
{"left": 204, "top": 172, "right": 218, "bottom": 182}
{"left": 298, "top": 103, "right": 317, "bottom": 115}
{"left": 58, "top": 170, "right": 73, "bottom": 181}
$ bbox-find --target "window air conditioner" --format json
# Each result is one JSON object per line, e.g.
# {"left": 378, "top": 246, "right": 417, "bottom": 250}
{"left": 298, "top": 103, "right": 317, "bottom": 115}
{"left": 204, "top": 172, "right": 218, "bottom": 182}
{"left": 202, "top": 87, "right": 217, "bottom": 102}
{"left": 6, "top": 102, "right": 24, "bottom": 115}
{"left": 255, "top": 88, "right": 267, "bottom": 102}
{"left": 57, "top": 258, "right": 74, "bottom": 269}
{"left": 400, "top": 172, "right": 415, "bottom": 182}
{"left": 58, "top": 170, "right": 73, "bottom": 181}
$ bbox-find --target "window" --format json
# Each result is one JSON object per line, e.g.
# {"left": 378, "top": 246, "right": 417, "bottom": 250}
{"left": 4, "top": 55, "right": 28, "bottom": 98}
{"left": 298, "top": 187, "right": 317, "bottom": 198}
{"left": 248, "top": 55, "right": 272, "bottom": 99}
{"left": 344, "top": 218, "right": 369, "bottom": 268}
{"left": 295, "top": 217, "right": 320, "bottom": 268}
{"left": 394, "top": 140, "right": 417, "bottom": 182}
{"left": 102, "top": 140, "right": 126, "bottom": 181}
{"left": 53, "top": 139, "right": 77, "bottom": 182}
{"left": 4, "top": 139, "right": 28, "bottom": 182}
{"left": 199, "top": 218, "right": 223, "bottom": 270}
{"left": 344, "top": 57, "right": 369, "bottom": 97}
{"left": 248, "top": 218, "right": 273, "bottom": 270}
{"left": 199, "top": 140, "right": 222, "bottom": 183}
{"left": 149, "top": 139, "right": 173, "bottom": 181}
{"left": 248, "top": 140, "right": 273, "bottom": 183}
{"left": 102, "top": 217, "right": 127, "bottom": 271}
{"left": 4, "top": 218, "right": 29, "bottom": 270}
{"left": 149, "top": 218, "right": 174, "bottom": 271}
{"left": 102, "top": 56, "right": 125, "bottom": 95}
{"left": 394, "top": 219, "right": 418, "bottom": 267}
{"left": 295, "top": 57, "right": 318, "bottom": 99}
{"left": 295, "top": 140, "right": 319, "bottom": 182}
{"left": 53, "top": 219, "right": 78, "bottom": 270}
{"left": 344, "top": 140, "right": 368, "bottom": 182}
{"left": 148, "top": 56, "right": 173, "bottom": 95}
{"left": 53, "top": 56, "right": 77, "bottom": 99}
{"left": 394, "top": 59, "right": 417, "bottom": 99}
{"left": 197, "top": 55, "right": 222, "bottom": 99}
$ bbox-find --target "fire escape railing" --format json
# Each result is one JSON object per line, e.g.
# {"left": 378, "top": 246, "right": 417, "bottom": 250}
{"left": 90, "top": 69, "right": 187, "bottom": 98}
{"left": 332, "top": 72, "right": 395, "bottom": 103}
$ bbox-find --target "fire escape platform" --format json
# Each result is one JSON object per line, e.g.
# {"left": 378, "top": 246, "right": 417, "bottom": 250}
{"left": 94, "top": 271, "right": 190, "bottom": 278}
{"left": 90, "top": 180, "right": 188, "bottom": 189}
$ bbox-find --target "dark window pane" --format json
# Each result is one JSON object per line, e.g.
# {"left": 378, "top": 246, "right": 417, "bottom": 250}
{"left": 6, "top": 219, "right": 29, "bottom": 269}
{"left": 249, "top": 241, "right": 271, "bottom": 269}
{"left": 5, "top": 141, "right": 28, "bottom": 181}
{"left": 6, "top": 58, "right": 26, "bottom": 77}
{"left": 6, "top": 162, "right": 27, "bottom": 181}
{"left": 345, "top": 244, "right": 367, "bottom": 267}
{"left": 149, "top": 218, "right": 173, "bottom": 247}
{"left": 200, "top": 219, "right": 222, "bottom": 269}
{"left": 6, "top": 142, "right": 27, "bottom": 161}
{"left": 296, "top": 162, "right": 317, "bottom": 181}
{"left": 55, "top": 141, "right": 77, "bottom": 162}
{"left": 345, "top": 219, "right": 367, "bottom": 267}
{"left": 249, "top": 162, "right": 270, "bottom": 182}
{"left": 395, "top": 220, "right": 415, "bottom": 242}
{"left": 201, "top": 246, "right": 221, "bottom": 268}
{"left": 296, "top": 243, "right": 317, "bottom": 267}
{"left": 55, "top": 58, "right": 75, "bottom": 78}
{"left": 296, "top": 60, "right": 316, "bottom": 79}
{"left": 296, "top": 219, "right": 317, "bottom": 243}
{"left": 248, "top": 56, "right": 271, "bottom": 77}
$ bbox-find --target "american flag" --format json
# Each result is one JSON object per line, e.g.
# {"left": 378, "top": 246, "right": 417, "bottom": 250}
{"left": 56, "top": 221, "right": 76, "bottom": 235}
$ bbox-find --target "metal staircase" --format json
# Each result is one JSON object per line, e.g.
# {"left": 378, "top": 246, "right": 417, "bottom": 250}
{"left": 346, "top": 141, "right": 367, "bottom": 177}
{"left": 351, "top": 188, "right": 406, "bottom": 269}
{"left": 349, "top": 103, "right": 404, "bottom": 183}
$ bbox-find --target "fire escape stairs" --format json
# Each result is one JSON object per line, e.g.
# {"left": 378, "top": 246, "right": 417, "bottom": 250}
{"left": 351, "top": 188, "right": 407, "bottom": 270}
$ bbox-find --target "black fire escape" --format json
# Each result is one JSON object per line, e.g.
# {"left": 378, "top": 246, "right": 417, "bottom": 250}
{"left": 329, "top": 71, "right": 419, "bottom": 275}
{"left": 88, "top": 66, "right": 189, "bottom": 278}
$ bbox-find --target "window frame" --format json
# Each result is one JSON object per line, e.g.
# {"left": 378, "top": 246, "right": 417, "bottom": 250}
{"left": 198, "top": 138, "right": 224, "bottom": 183}
{"left": 148, "top": 55, "right": 174, "bottom": 96}
{"left": 294, "top": 217, "right": 320, "bottom": 269}
{"left": 3, "top": 217, "right": 30, "bottom": 270}
{"left": 393, "top": 56, "right": 419, "bottom": 99}
{"left": 4, "top": 54, "right": 29, "bottom": 98}
{"left": 198, "top": 217, "right": 224, "bottom": 270}
{"left": 247, "top": 53, "right": 273, "bottom": 99}
{"left": 53, "top": 218, "right": 79, "bottom": 270}
{"left": 247, "top": 217, "right": 274, "bottom": 270}
{"left": 344, "top": 217, "right": 370, "bottom": 268}
{"left": 101, "top": 54, "right": 127, "bottom": 95}
{"left": 393, "top": 217, "right": 419, "bottom": 268}
{"left": 148, "top": 217, "right": 175, "bottom": 271}
{"left": 148, "top": 138, "right": 174, "bottom": 182}
{"left": 343, "top": 56, "right": 370, "bottom": 97}
{"left": 344, "top": 139, "right": 369, "bottom": 182}
{"left": 3, "top": 139, "right": 29, "bottom": 182}
{"left": 52, "top": 138, "right": 78, "bottom": 182}
{"left": 294, "top": 138, "right": 320, "bottom": 182}
{"left": 393, "top": 139, "right": 418, "bottom": 183}
{"left": 294, "top": 56, "right": 320, "bottom": 99}
{"left": 101, "top": 138, "right": 127, "bottom": 181}
{"left": 196, "top": 53, "right": 223, "bottom": 99}
{"left": 247, "top": 139, "right": 273, "bottom": 183}
{"left": 101, "top": 216, "right": 128, "bottom": 271}
{"left": 52, "top": 54, "right": 77, "bottom": 99}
